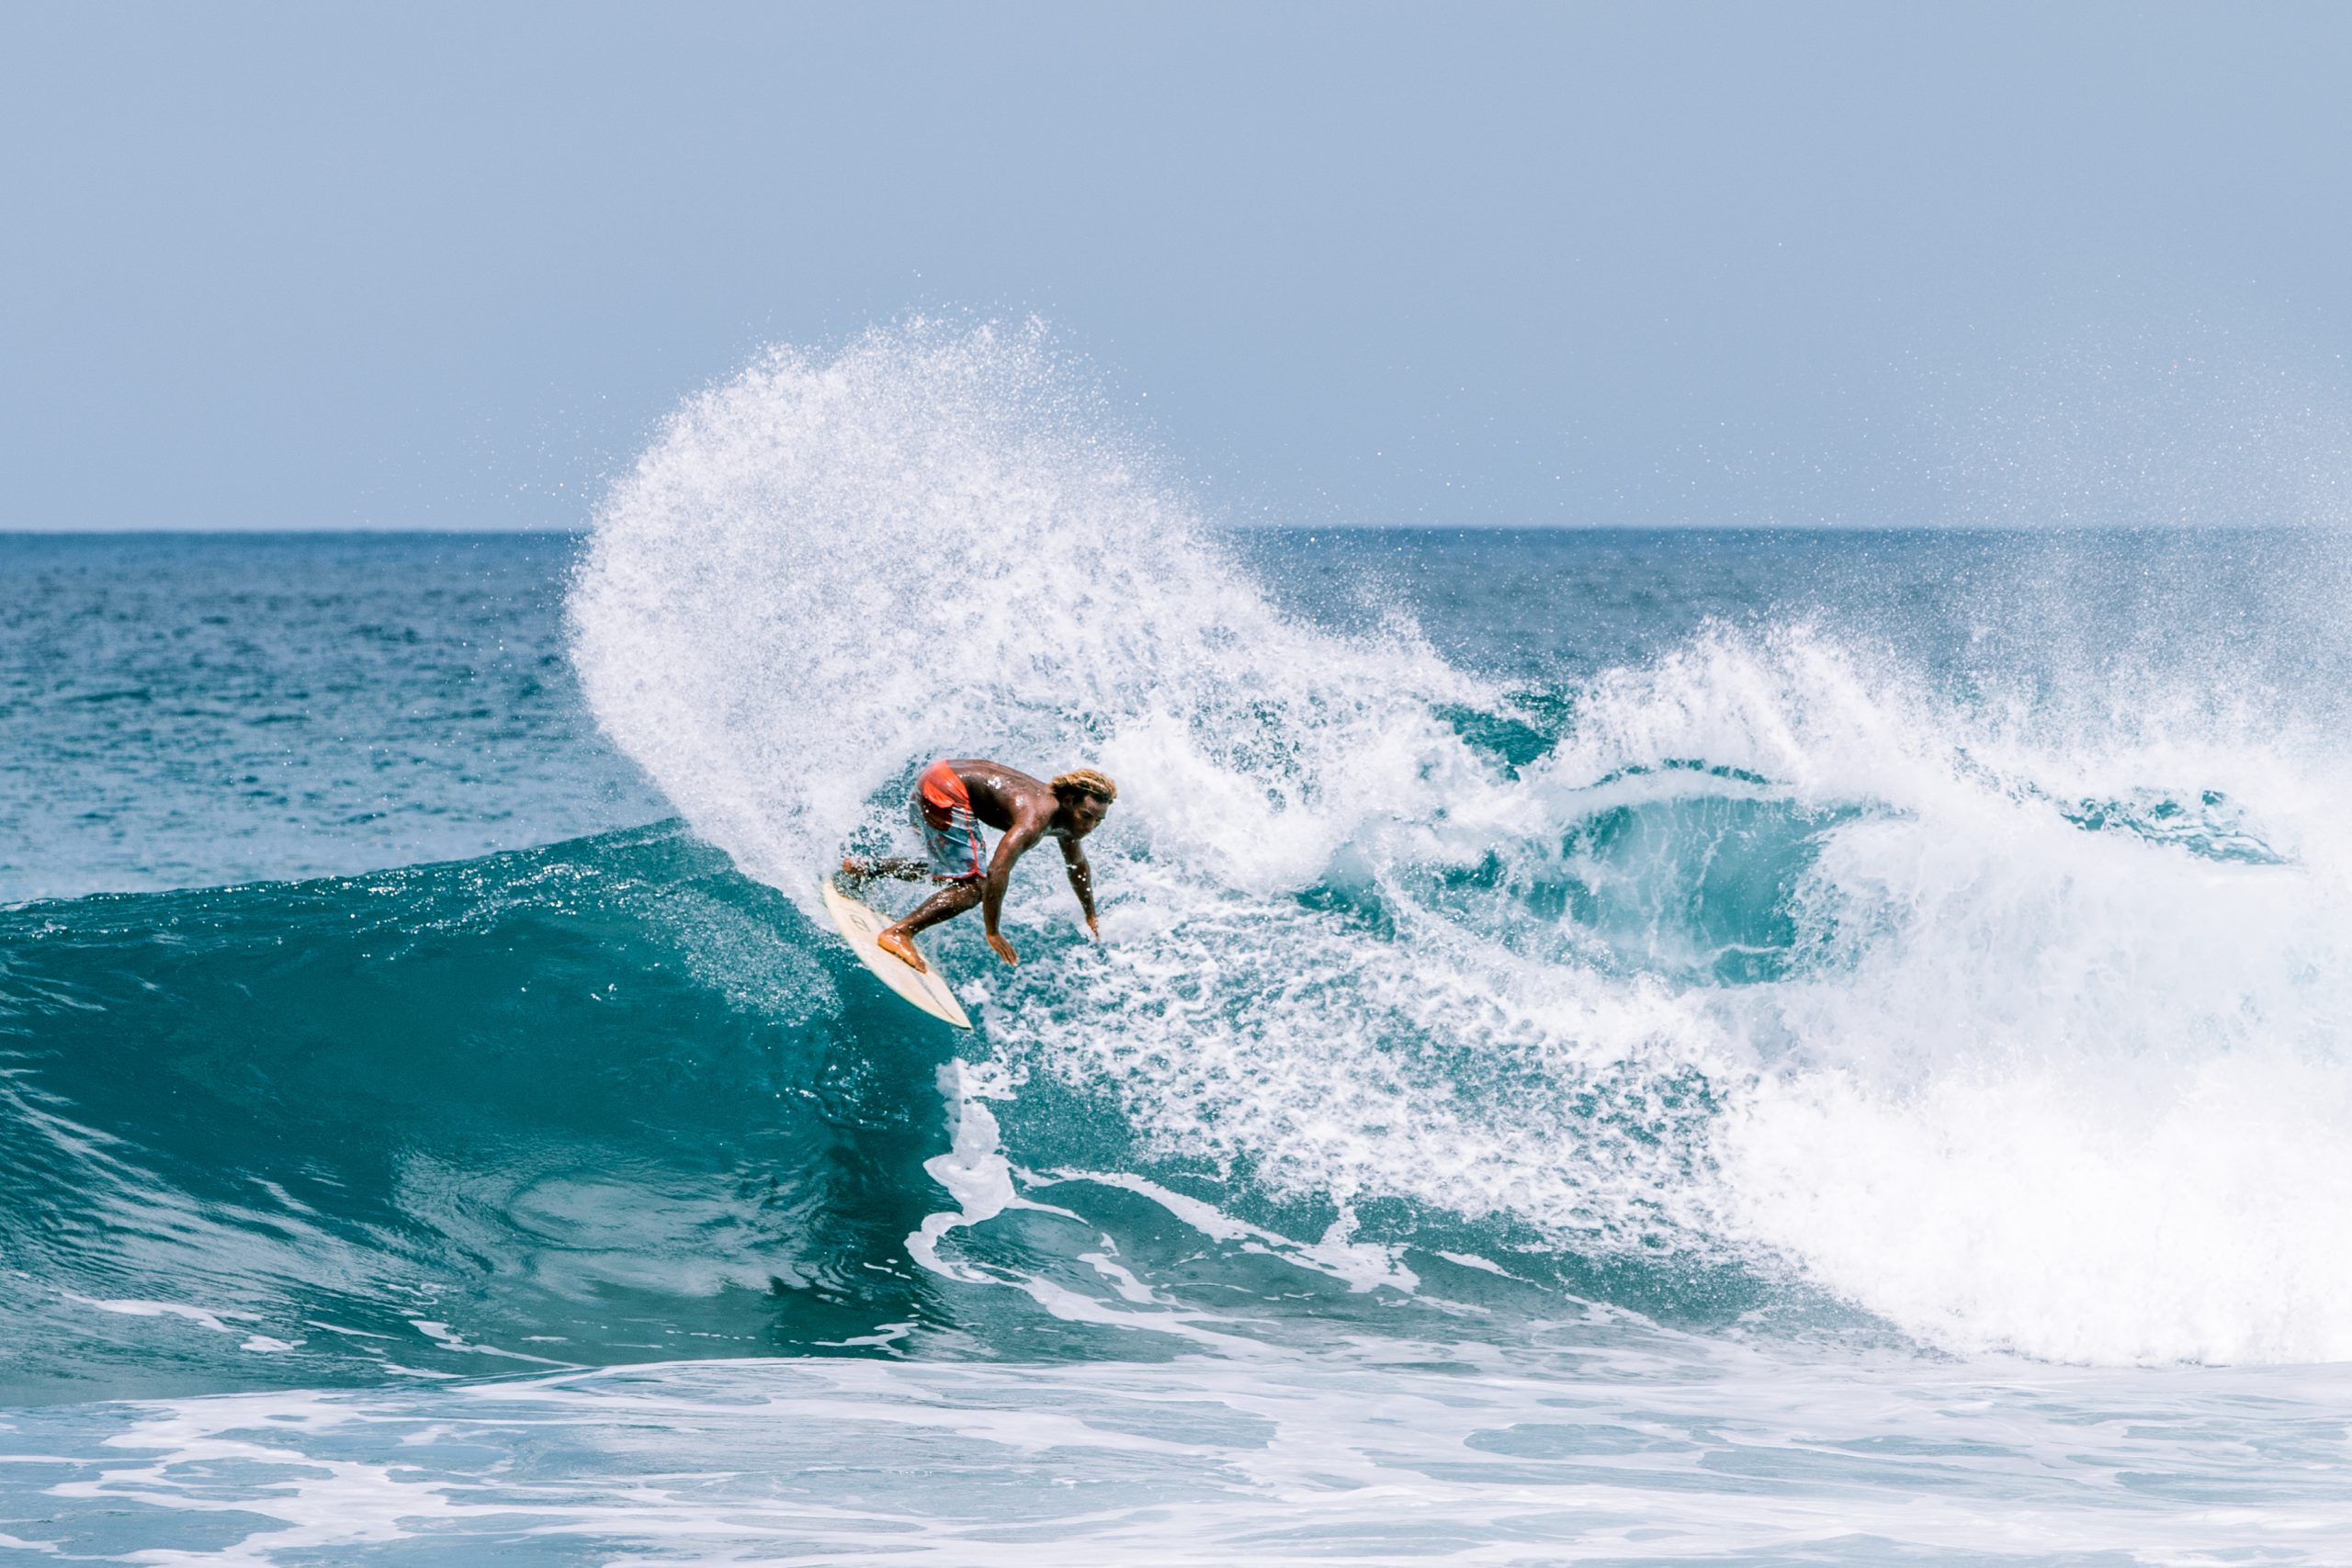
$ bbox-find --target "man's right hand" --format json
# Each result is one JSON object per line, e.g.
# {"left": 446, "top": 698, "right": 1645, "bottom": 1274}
{"left": 988, "top": 931, "right": 1020, "bottom": 967}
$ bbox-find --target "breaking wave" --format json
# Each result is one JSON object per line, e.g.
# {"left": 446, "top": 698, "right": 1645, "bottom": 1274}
{"left": 557, "top": 321, "right": 2352, "bottom": 1367}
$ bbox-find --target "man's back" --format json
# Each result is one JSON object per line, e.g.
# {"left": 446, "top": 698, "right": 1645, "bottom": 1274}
{"left": 936, "top": 758, "right": 1058, "bottom": 835}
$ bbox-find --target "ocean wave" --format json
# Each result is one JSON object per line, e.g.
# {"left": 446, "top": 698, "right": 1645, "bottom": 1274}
{"left": 13, "top": 327, "right": 2350, "bottom": 1402}
{"left": 560, "top": 321, "right": 2352, "bottom": 1368}
{"left": 0, "top": 828, "right": 952, "bottom": 1402}
{"left": 0, "top": 823, "right": 1794, "bottom": 1406}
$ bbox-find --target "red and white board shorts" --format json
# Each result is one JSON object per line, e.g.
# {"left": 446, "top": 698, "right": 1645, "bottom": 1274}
{"left": 910, "top": 760, "right": 986, "bottom": 882}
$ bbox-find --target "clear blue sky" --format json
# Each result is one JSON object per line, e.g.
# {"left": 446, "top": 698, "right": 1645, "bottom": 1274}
{"left": 6, "top": 2, "right": 2352, "bottom": 530}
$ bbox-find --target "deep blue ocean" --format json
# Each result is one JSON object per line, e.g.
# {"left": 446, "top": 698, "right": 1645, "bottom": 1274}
{"left": 6, "top": 330, "right": 2352, "bottom": 1563}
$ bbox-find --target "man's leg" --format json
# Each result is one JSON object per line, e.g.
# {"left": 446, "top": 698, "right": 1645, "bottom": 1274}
{"left": 841, "top": 856, "right": 935, "bottom": 882}
{"left": 876, "top": 880, "right": 981, "bottom": 972}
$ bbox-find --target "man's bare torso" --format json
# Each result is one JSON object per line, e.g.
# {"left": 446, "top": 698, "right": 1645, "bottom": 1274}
{"left": 938, "top": 758, "right": 1067, "bottom": 838}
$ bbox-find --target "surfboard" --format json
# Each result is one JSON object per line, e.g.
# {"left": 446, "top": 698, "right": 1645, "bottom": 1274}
{"left": 819, "top": 880, "right": 974, "bottom": 1030}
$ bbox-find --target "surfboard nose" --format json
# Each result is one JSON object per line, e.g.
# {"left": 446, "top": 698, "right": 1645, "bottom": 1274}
{"left": 820, "top": 880, "right": 974, "bottom": 1030}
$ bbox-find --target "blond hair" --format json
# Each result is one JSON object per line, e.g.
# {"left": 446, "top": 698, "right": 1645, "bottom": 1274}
{"left": 1050, "top": 768, "right": 1118, "bottom": 803}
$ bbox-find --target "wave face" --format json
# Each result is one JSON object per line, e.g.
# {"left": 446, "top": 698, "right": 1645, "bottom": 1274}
{"left": 562, "top": 321, "right": 2352, "bottom": 1369}
{"left": 0, "top": 828, "right": 956, "bottom": 1404}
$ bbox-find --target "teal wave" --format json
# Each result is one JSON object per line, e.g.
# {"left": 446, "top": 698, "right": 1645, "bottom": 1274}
{"left": 2, "top": 807, "right": 1835, "bottom": 1404}
{"left": 0, "top": 826, "right": 956, "bottom": 1404}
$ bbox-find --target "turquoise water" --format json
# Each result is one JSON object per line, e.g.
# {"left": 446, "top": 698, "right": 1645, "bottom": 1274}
{"left": 6, "top": 329, "right": 2352, "bottom": 1562}
{"left": 0, "top": 534, "right": 659, "bottom": 904}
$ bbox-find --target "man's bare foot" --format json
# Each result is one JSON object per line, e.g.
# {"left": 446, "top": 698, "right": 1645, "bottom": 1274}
{"left": 876, "top": 926, "right": 928, "bottom": 974}
{"left": 840, "top": 857, "right": 872, "bottom": 880}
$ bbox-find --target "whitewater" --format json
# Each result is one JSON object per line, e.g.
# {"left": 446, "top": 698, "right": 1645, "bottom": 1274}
{"left": 5, "top": 322, "right": 2351, "bottom": 1562}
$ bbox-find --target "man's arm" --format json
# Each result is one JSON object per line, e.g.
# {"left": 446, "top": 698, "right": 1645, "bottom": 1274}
{"left": 980, "top": 821, "right": 1045, "bottom": 964}
{"left": 1060, "top": 837, "right": 1099, "bottom": 938}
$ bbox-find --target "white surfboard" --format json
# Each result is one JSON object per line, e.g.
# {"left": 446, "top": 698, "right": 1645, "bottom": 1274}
{"left": 819, "top": 880, "right": 974, "bottom": 1030}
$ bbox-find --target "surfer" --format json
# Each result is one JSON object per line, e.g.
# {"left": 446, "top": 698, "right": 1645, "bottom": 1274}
{"left": 840, "top": 759, "right": 1117, "bottom": 974}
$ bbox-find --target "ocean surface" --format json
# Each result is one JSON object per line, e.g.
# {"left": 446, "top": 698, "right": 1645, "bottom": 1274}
{"left": 6, "top": 327, "right": 2352, "bottom": 1563}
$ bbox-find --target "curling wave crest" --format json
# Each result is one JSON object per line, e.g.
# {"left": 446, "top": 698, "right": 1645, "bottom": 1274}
{"left": 569, "top": 321, "right": 2352, "bottom": 1367}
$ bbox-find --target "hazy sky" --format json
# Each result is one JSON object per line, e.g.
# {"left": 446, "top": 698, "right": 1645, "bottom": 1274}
{"left": 7, "top": 2, "right": 2352, "bottom": 530}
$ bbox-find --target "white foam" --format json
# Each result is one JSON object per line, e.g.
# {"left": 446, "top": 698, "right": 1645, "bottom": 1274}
{"left": 1035, "top": 1169, "right": 1419, "bottom": 1294}
{"left": 905, "top": 1060, "right": 1022, "bottom": 1285}
{"left": 1555, "top": 626, "right": 2352, "bottom": 1362}
{"left": 403, "top": 1319, "right": 570, "bottom": 1368}
{"left": 1434, "top": 1250, "right": 1519, "bottom": 1279}
{"left": 25, "top": 1346, "right": 2352, "bottom": 1564}
{"left": 69, "top": 1294, "right": 300, "bottom": 1356}
{"left": 909, "top": 1063, "right": 1272, "bottom": 1351}
{"left": 68, "top": 1296, "right": 246, "bottom": 1335}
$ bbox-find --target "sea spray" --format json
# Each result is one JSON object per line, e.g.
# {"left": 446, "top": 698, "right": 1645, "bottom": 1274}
{"left": 568, "top": 317, "right": 1476, "bottom": 897}
{"left": 1547, "top": 625, "right": 2352, "bottom": 1361}
{"left": 568, "top": 320, "right": 1752, "bottom": 1297}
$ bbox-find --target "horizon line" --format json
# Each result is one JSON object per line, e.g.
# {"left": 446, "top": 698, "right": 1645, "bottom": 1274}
{"left": 2, "top": 520, "right": 2341, "bottom": 539}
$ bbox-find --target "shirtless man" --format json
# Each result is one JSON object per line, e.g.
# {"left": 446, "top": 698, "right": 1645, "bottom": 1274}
{"left": 840, "top": 759, "right": 1116, "bottom": 973}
